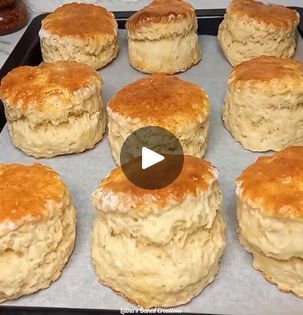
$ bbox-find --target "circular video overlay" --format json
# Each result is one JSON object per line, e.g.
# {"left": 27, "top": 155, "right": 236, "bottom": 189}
{"left": 120, "top": 126, "right": 184, "bottom": 190}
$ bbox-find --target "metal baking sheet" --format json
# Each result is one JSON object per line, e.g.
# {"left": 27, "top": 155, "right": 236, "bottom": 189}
{"left": 1, "top": 30, "right": 303, "bottom": 315}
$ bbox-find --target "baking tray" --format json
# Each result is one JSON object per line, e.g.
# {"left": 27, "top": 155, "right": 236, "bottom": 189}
{"left": 0, "top": 8, "right": 303, "bottom": 315}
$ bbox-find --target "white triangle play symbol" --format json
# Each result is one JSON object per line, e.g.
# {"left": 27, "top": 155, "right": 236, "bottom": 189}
{"left": 141, "top": 147, "right": 164, "bottom": 170}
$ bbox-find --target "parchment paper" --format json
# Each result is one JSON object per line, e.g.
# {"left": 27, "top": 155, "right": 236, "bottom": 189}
{"left": 1, "top": 30, "right": 303, "bottom": 315}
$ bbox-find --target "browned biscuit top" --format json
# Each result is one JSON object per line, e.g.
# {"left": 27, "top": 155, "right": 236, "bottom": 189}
{"left": 228, "top": 0, "right": 299, "bottom": 27}
{"left": 0, "top": 163, "right": 66, "bottom": 225}
{"left": 229, "top": 56, "right": 303, "bottom": 84}
{"left": 42, "top": 2, "right": 117, "bottom": 38}
{"left": 0, "top": 61, "right": 100, "bottom": 112}
{"left": 127, "top": 0, "right": 196, "bottom": 31}
{"left": 237, "top": 146, "right": 303, "bottom": 219}
{"left": 108, "top": 74, "right": 209, "bottom": 129}
{"left": 100, "top": 155, "right": 217, "bottom": 212}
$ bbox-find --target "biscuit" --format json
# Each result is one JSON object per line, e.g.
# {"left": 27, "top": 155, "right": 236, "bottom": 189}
{"left": 126, "top": 0, "right": 201, "bottom": 74}
{"left": 0, "top": 163, "right": 76, "bottom": 303}
{"left": 223, "top": 56, "right": 303, "bottom": 152}
{"left": 107, "top": 74, "right": 210, "bottom": 164}
{"left": 217, "top": 0, "right": 299, "bottom": 66}
{"left": 39, "top": 3, "right": 119, "bottom": 70}
{"left": 0, "top": 61, "right": 105, "bottom": 158}
{"left": 92, "top": 155, "right": 226, "bottom": 308}
{"left": 237, "top": 146, "right": 303, "bottom": 297}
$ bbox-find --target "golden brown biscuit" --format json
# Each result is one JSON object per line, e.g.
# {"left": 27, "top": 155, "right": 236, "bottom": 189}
{"left": 223, "top": 56, "right": 303, "bottom": 152}
{"left": 217, "top": 0, "right": 299, "bottom": 66}
{"left": 39, "top": 3, "right": 119, "bottom": 69}
{"left": 0, "top": 61, "right": 105, "bottom": 158}
{"left": 237, "top": 147, "right": 303, "bottom": 297}
{"left": 126, "top": 0, "right": 201, "bottom": 74}
{"left": 92, "top": 155, "right": 226, "bottom": 308}
{"left": 107, "top": 74, "right": 210, "bottom": 164}
{"left": 0, "top": 163, "right": 76, "bottom": 303}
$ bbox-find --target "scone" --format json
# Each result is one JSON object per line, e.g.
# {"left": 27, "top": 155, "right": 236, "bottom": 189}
{"left": 0, "top": 61, "right": 105, "bottom": 158}
{"left": 126, "top": 0, "right": 201, "bottom": 74}
{"left": 108, "top": 74, "right": 210, "bottom": 164}
{"left": 39, "top": 3, "right": 119, "bottom": 70}
{"left": 0, "top": 163, "right": 76, "bottom": 303}
{"left": 223, "top": 56, "right": 303, "bottom": 152}
{"left": 217, "top": 0, "right": 299, "bottom": 66}
{"left": 237, "top": 146, "right": 303, "bottom": 298}
{"left": 92, "top": 155, "right": 226, "bottom": 308}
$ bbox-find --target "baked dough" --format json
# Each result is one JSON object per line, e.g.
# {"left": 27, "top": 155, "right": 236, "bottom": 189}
{"left": 237, "top": 146, "right": 303, "bottom": 297}
{"left": 0, "top": 163, "right": 76, "bottom": 303}
{"left": 0, "top": 61, "right": 105, "bottom": 158}
{"left": 223, "top": 56, "right": 303, "bottom": 152}
{"left": 218, "top": 0, "right": 299, "bottom": 66}
{"left": 126, "top": 0, "right": 201, "bottom": 74}
{"left": 92, "top": 155, "right": 226, "bottom": 308}
{"left": 39, "top": 3, "right": 119, "bottom": 69}
{"left": 107, "top": 74, "right": 210, "bottom": 164}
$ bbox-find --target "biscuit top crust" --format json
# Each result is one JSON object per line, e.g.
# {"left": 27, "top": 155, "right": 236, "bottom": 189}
{"left": 0, "top": 61, "right": 102, "bottom": 124}
{"left": 0, "top": 163, "right": 67, "bottom": 234}
{"left": 228, "top": 56, "right": 303, "bottom": 94}
{"left": 41, "top": 3, "right": 117, "bottom": 39}
{"left": 108, "top": 74, "right": 209, "bottom": 129}
{"left": 237, "top": 146, "right": 303, "bottom": 219}
{"left": 94, "top": 155, "right": 218, "bottom": 215}
{"left": 228, "top": 0, "right": 299, "bottom": 28}
{"left": 127, "top": 0, "right": 196, "bottom": 30}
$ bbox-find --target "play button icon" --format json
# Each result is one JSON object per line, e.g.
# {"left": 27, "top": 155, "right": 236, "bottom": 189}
{"left": 142, "top": 147, "right": 164, "bottom": 170}
{"left": 120, "top": 126, "right": 184, "bottom": 190}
